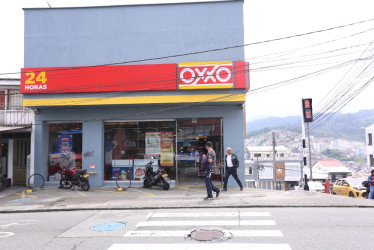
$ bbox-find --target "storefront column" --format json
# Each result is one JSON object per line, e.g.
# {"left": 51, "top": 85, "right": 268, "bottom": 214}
{"left": 82, "top": 121, "right": 104, "bottom": 187}
{"left": 33, "top": 121, "right": 48, "bottom": 179}
{"left": 222, "top": 105, "right": 245, "bottom": 187}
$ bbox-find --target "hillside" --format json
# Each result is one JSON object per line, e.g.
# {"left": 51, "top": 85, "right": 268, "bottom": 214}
{"left": 246, "top": 109, "right": 374, "bottom": 142}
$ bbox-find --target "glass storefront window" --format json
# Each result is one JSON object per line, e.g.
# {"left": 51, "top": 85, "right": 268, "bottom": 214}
{"left": 104, "top": 118, "right": 223, "bottom": 186}
{"left": 104, "top": 121, "right": 176, "bottom": 181}
{"left": 48, "top": 123, "right": 82, "bottom": 181}
{"left": 176, "top": 118, "right": 223, "bottom": 185}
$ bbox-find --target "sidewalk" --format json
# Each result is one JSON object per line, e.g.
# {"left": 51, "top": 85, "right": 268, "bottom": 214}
{"left": 1, "top": 185, "right": 374, "bottom": 213}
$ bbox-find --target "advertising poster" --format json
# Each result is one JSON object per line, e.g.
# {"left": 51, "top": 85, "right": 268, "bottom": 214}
{"left": 145, "top": 132, "right": 161, "bottom": 155}
{"left": 57, "top": 134, "right": 73, "bottom": 153}
{"left": 160, "top": 131, "right": 174, "bottom": 167}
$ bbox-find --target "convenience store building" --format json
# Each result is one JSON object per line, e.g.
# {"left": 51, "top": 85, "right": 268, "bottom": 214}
{"left": 21, "top": 0, "right": 249, "bottom": 187}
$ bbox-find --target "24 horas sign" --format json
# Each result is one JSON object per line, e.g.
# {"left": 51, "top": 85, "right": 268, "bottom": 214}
{"left": 20, "top": 61, "right": 249, "bottom": 94}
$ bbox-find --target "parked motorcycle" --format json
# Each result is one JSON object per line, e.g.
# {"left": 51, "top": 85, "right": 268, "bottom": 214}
{"left": 362, "top": 180, "right": 372, "bottom": 199}
{"left": 59, "top": 160, "right": 75, "bottom": 189}
{"left": 71, "top": 169, "right": 90, "bottom": 191}
{"left": 143, "top": 158, "right": 170, "bottom": 190}
{"left": 60, "top": 164, "right": 90, "bottom": 191}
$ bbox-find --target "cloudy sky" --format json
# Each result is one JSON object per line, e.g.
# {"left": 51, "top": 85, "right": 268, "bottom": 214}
{"left": 1, "top": 0, "right": 373, "bottom": 122}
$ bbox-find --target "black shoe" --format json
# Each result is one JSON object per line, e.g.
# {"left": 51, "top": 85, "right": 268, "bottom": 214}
{"left": 223, "top": 189, "right": 227, "bottom": 191}
{"left": 204, "top": 197, "right": 213, "bottom": 200}
{"left": 240, "top": 187, "right": 243, "bottom": 191}
{"left": 216, "top": 189, "right": 221, "bottom": 197}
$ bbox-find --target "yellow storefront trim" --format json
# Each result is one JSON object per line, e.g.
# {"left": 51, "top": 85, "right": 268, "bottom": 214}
{"left": 179, "top": 84, "right": 233, "bottom": 90}
{"left": 23, "top": 94, "right": 245, "bottom": 107}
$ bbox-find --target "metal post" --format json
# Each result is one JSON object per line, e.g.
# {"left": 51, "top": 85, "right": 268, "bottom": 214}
{"left": 306, "top": 122, "right": 313, "bottom": 180}
{"left": 272, "top": 132, "right": 276, "bottom": 190}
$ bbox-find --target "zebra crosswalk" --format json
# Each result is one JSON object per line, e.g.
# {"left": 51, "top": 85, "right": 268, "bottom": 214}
{"left": 107, "top": 210, "right": 292, "bottom": 250}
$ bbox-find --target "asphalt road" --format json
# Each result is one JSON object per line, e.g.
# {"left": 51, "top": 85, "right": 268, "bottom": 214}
{"left": 1, "top": 207, "right": 374, "bottom": 250}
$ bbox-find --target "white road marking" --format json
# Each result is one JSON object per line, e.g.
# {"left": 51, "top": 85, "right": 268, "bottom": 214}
{"left": 136, "top": 220, "right": 276, "bottom": 227}
{"left": 148, "top": 212, "right": 271, "bottom": 218}
{"left": 124, "top": 230, "right": 283, "bottom": 237}
{"left": 108, "top": 243, "right": 292, "bottom": 250}
{"left": 0, "top": 232, "right": 15, "bottom": 238}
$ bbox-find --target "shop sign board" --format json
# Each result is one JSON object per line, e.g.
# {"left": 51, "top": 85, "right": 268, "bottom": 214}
{"left": 20, "top": 64, "right": 177, "bottom": 94}
{"left": 178, "top": 61, "right": 233, "bottom": 89}
{"left": 21, "top": 61, "right": 249, "bottom": 94}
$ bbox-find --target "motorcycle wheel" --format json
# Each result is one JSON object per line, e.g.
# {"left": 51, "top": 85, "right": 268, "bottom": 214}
{"left": 60, "top": 177, "right": 73, "bottom": 189}
{"left": 81, "top": 179, "right": 90, "bottom": 191}
{"left": 143, "top": 179, "right": 151, "bottom": 188}
{"left": 162, "top": 179, "right": 170, "bottom": 190}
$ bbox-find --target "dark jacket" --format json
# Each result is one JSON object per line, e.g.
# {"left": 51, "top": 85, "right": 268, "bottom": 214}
{"left": 225, "top": 153, "right": 239, "bottom": 169}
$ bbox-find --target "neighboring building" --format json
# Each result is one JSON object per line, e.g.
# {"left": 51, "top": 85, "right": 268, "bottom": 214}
{"left": 22, "top": 1, "right": 249, "bottom": 187}
{"left": 366, "top": 124, "right": 374, "bottom": 169}
{"left": 311, "top": 160, "right": 351, "bottom": 182}
{"left": 245, "top": 159, "right": 303, "bottom": 190}
{"left": 0, "top": 79, "right": 33, "bottom": 186}
{"left": 246, "top": 146, "right": 292, "bottom": 161}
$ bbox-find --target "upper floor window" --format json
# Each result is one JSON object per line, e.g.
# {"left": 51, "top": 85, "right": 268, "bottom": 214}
{"left": 369, "top": 133, "right": 373, "bottom": 146}
{"left": 8, "top": 89, "right": 23, "bottom": 110}
{"left": 0, "top": 89, "right": 23, "bottom": 110}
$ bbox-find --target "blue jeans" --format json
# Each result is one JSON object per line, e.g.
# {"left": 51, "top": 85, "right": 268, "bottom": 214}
{"left": 205, "top": 172, "right": 220, "bottom": 198}
{"left": 369, "top": 185, "right": 374, "bottom": 199}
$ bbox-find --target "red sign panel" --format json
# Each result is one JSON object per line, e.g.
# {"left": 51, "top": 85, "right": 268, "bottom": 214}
{"left": 21, "top": 61, "right": 249, "bottom": 94}
{"left": 21, "top": 64, "right": 177, "bottom": 94}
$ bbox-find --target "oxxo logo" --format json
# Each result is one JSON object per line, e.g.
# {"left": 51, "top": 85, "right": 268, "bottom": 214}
{"left": 179, "top": 62, "right": 233, "bottom": 88}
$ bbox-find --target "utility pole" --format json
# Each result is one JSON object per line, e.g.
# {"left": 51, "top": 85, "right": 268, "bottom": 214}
{"left": 301, "top": 98, "right": 314, "bottom": 189}
{"left": 272, "top": 132, "right": 276, "bottom": 190}
{"left": 307, "top": 122, "right": 313, "bottom": 180}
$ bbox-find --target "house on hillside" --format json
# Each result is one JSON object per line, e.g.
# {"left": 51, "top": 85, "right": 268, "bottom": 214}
{"left": 246, "top": 146, "right": 291, "bottom": 161}
{"left": 312, "top": 160, "right": 351, "bottom": 182}
{"left": 366, "top": 124, "right": 374, "bottom": 170}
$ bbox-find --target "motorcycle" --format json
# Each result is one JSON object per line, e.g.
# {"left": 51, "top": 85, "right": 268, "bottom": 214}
{"left": 362, "top": 180, "right": 373, "bottom": 199}
{"left": 60, "top": 163, "right": 90, "bottom": 191}
{"left": 71, "top": 169, "right": 90, "bottom": 191}
{"left": 143, "top": 158, "right": 170, "bottom": 190}
{"left": 59, "top": 159, "right": 75, "bottom": 189}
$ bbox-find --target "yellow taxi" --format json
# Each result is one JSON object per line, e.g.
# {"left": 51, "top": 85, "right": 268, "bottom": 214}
{"left": 332, "top": 178, "right": 367, "bottom": 198}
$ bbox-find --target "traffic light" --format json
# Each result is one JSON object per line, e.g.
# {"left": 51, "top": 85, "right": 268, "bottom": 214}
{"left": 302, "top": 98, "right": 313, "bottom": 122}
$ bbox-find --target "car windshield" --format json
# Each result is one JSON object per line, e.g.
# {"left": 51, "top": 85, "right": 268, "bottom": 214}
{"left": 346, "top": 178, "right": 364, "bottom": 186}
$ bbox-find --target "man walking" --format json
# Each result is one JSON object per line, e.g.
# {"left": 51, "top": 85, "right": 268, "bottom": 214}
{"left": 203, "top": 141, "right": 220, "bottom": 200}
{"left": 223, "top": 147, "right": 243, "bottom": 191}
{"left": 368, "top": 169, "right": 374, "bottom": 199}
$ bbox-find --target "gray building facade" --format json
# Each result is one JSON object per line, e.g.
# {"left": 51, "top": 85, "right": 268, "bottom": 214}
{"left": 23, "top": 0, "right": 248, "bottom": 187}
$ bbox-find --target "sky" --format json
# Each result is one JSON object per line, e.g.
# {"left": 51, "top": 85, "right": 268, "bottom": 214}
{"left": 0, "top": 0, "right": 374, "bottom": 122}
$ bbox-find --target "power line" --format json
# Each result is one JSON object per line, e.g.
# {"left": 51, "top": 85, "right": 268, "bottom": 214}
{"left": 2, "top": 17, "right": 374, "bottom": 76}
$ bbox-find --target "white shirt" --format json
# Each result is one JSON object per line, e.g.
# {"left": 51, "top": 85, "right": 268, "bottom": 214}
{"left": 226, "top": 154, "right": 234, "bottom": 167}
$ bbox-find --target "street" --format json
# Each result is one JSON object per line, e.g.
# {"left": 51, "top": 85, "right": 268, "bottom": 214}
{"left": 1, "top": 207, "right": 374, "bottom": 250}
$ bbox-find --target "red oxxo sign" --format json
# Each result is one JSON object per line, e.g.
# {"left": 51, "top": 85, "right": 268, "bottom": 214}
{"left": 178, "top": 61, "right": 233, "bottom": 89}
{"left": 21, "top": 61, "right": 248, "bottom": 94}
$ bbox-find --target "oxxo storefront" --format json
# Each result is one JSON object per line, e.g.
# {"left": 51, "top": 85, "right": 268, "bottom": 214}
{"left": 22, "top": 1, "right": 248, "bottom": 187}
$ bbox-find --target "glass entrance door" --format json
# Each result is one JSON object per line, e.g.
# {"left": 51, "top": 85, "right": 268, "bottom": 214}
{"left": 176, "top": 118, "right": 223, "bottom": 186}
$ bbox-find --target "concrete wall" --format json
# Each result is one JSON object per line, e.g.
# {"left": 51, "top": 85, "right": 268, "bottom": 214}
{"left": 24, "top": 1, "right": 244, "bottom": 67}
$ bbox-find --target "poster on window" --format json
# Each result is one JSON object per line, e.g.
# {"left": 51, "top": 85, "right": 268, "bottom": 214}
{"left": 160, "top": 131, "right": 174, "bottom": 167}
{"left": 58, "top": 134, "right": 73, "bottom": 153}
{"left": 145, "top": 132, "right": 161, "bottom": 155}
